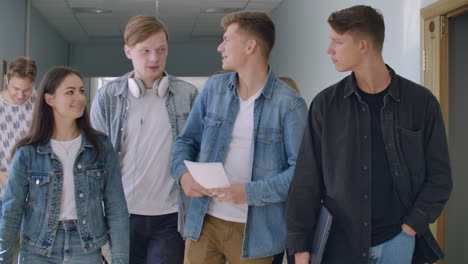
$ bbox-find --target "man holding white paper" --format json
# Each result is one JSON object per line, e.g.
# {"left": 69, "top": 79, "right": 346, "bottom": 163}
{"left": 171, "top": 11, "right": 307, "bottom": 264}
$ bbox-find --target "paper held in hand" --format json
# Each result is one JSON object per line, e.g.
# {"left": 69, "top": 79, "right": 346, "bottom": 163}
{"left": 183, "top": 160, "right": 231, "bottom": 189}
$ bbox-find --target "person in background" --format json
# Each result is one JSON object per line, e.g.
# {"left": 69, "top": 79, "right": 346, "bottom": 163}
{"left": 0, "top": 57, "right": 37, "bottom": 213}
{"left": 279, "top": 76, "right": 300, "bottom": 95}
{"left": 0, "top": 66, "right": 129, "bottom": 263}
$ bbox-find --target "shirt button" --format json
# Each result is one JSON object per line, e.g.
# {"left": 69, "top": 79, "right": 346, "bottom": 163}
{"left": 363, "top": 135, "right": 368, "bottom": 140}
{"left": 97, "top": 172, "right": 101, "bottom": 176}
{"left": 82, "top": 219, "right": 87, "bottom": 225}
{"left": 77, "top": 164, "right": 82, "bottom": 169}
{"left": 120, "top": 127, "right": 124, "bottom": 131}
{"left": 362, "top": 252, "right": 367, "bottom": 257}
{"left": 36, "top": 180, "right": 40, "bottom": 185}
{"left": 79, "top": 193, "right": 84, "bottom": 198}
{"left": 362, "top": 107, "right": 366, "bottom": 111}
{"left": 362, "top": 165, "right": 368, "bottom": 171}
{"left": 363, "top": 222, "right": 368, "bottom": 227}
{"left": 364, "top": 194, "right": 368, "bottom": 199}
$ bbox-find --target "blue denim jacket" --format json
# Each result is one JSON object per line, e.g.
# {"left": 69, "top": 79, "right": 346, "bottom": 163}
{"left": 0, "top": 134, "right": 129, "bottom": 264}
{"left": 90, "top": 73, "right": 198, "bottom": 235}
{"left": 171, "top": 70, "right": 307, "bottom": 258}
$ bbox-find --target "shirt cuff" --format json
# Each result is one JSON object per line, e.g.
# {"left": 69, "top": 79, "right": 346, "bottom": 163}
{"left": 404, "top": 208, "right": 429, "bottom": 235}
{"left": 287, "top": 233, "right": 310, "bottom": 255}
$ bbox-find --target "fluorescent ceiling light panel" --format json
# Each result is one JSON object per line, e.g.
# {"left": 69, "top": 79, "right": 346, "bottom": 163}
{"left": 204, "top": 7, "right": 242, "bottom": 13}
{"left": 72, "top": 8, "right": 112, "bottom": 14}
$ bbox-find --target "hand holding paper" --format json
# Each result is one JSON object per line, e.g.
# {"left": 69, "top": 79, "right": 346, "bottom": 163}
{"left": 183, "top": 160, "right": 230, "bottom": 189}
{"left": 179, "top": 172, "right": 211, "bottom": 197}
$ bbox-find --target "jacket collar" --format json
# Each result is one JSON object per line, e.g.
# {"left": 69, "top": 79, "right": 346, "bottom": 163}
{"left": 344, "top": 64, "right": 400, "bottom": 102}
{"left": 226, "top": 67, "right": 276, "bottom": 99}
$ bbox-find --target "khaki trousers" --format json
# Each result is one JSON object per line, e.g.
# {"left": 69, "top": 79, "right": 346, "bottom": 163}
{"left": 184, "top": 215, "right": 273, "bottom": 264}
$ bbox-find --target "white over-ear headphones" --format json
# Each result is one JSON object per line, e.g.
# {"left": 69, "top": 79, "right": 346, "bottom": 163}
{"left": 128, "top": 72, "right": 169, "bottom": 99}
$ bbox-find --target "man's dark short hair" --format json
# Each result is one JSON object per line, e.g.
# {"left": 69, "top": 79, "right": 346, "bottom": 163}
{"left": 328, "top": 5, "right": 385, "bottom": 52}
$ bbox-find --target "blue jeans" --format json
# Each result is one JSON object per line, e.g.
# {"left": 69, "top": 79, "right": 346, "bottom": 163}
{"left": 130, "top": 213, "right": 184, "bottom": 264}
{"left": 368, "top": 231, "right": 416, "bottom": 264}
{"left": 19, "top": 220, "right": 102, "bottom": 264}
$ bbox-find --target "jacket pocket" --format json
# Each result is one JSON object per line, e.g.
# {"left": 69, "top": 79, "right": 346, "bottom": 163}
{"left": 399, "top": 127, "right": 425, "bottom": 179}
{"left": 28, "top": 172, "right": 52, "bottom": 204}
{"left": 255, "top": 129, "right": 284, "bottom": 170}
{"left": 202, "top": 113, "right": 222, "bottom": 127}
{"left": 200, "top": 113, "right": 223, "bottom": 153}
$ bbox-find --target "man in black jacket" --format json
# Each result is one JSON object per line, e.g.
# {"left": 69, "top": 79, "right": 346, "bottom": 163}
{"left": 286, "top": 5, "right": 452, "bottom": 264}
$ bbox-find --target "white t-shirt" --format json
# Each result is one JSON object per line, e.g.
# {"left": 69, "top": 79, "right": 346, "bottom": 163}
{"left": 50, "top": 135, "right": 82, "bottom": 221}
{"left": 207, "top": 88, "right": 263, "bottom": 223}
{"left": 121, "top": 87, "right": 178, "bottom": 215}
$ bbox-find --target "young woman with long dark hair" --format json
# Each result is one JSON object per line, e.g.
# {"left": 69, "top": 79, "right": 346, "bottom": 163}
{"left": 0, "top": 66, "right": 129, "bottom": 263}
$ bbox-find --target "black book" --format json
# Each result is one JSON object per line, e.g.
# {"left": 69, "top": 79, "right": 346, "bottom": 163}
{"left": 310, "top": 204, "right": 333, "bottom": 264}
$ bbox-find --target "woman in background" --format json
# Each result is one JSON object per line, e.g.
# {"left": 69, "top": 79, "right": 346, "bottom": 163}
{"left": 0, "top": 66, "right": 129, "bottom": 264}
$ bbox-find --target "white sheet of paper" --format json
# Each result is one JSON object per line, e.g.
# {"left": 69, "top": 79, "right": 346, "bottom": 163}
{"left": 183, "top": 160, "right": 230, "bottom": 189}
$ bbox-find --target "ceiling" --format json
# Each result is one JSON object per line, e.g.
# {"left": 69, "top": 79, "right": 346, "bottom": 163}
{"left": 30, "top": 0, "right": 283, "bottom": 44}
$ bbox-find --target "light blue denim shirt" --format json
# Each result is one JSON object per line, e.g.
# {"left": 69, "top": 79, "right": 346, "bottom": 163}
{"left": 90, "top": 73, "right": 198, "bottom": 235}
{"left": 0, "top": 134, "right": 129, "bottom": 264}
{"left": 171, "top": 70, "right": 307, "bottom": 258}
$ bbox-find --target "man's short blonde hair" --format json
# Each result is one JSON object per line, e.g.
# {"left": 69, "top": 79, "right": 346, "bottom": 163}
{"left": 124, "top": 15, "right": 169, "bottom": 46}
{"left": 7, "top": 57, "right": 37, "bottom": 82}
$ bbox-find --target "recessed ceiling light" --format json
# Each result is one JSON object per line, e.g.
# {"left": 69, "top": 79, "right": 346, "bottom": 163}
{"left": 204, "top": 7, "right": 242, "bottom": 13}
{"left": 72, "top": 7, "right": 112, "bottom": 14}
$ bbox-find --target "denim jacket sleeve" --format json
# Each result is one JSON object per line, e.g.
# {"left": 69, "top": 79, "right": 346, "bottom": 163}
{"left": 404, "top": 99, "right": 452, "bottom": 234}
{"left": 102, "top": 139, "right": 130, "bottom": 263}
{"left": 171, "top": 85, "right": 207, "bottom": 183}
{"left": 90, "top": 88, "right": 109, "bottom": 136}
{"left": 245, "top": 98, "right": 308, "bottom": 206}
{"left": 0, "top": 147, "right": 29, "bottom": 263}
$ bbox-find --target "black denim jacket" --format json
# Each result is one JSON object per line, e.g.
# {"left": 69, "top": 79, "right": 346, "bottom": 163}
{"left": 287, "top": 66, "right": 452, "bottom": 264}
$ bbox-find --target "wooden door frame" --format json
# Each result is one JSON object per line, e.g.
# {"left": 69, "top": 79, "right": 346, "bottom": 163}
{"left": 421, "top": 0, "right": 468, "bottom": 262}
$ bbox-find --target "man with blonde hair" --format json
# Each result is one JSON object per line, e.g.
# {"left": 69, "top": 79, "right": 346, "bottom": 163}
{"left": 91, "top": 15, "right": 198, "bottom": 264}
{"left": 0, "top": 57, "right": 37, "bottom": 211}
{"left": 172, "top": 11, "right": 307, "bottom": 264}
{"left": 0, "top": 56, "right": 37, "bottom": 264}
